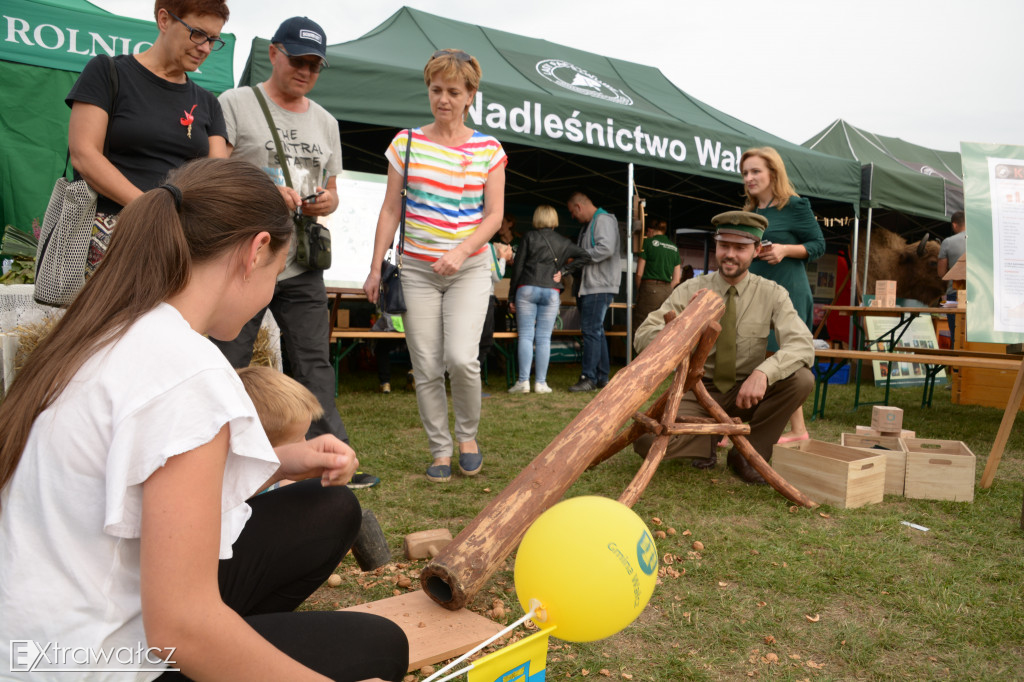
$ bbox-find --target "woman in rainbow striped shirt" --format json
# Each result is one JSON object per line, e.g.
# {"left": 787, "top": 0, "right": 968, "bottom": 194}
{"left": 364, "top": 49, "right": 507, "bottom": 483}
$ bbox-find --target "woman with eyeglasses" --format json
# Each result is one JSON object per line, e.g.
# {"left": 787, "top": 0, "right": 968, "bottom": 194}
{"left": 364, "top": 49, "right": 507, "bottom": 483}
{"left": 66, "top": 1, "right": 230, "bottom": 276}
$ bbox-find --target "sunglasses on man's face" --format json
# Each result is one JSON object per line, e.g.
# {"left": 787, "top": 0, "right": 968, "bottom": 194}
{"left": 276, "top": 45, "right": 326, "bottom": 73}
{"left": 431, "top": 49, "right": 472, "bottom": 62}
{"left": 166, "top": 11, "right": 225, "bottom": 51}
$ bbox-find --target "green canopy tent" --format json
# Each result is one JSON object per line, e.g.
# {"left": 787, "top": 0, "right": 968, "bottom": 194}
{"left": 0, "top": 0, "right": 235, "bottom": 239}
{"left": 804, "top": 119, "right": 964, "bottom": 308}
{"left": 804, "top": 119, "right": 962, "bottom": 228}
{"left": 237, "top": 7, "right": 863, "bottom": 349}
{"left": 239, "top": 7, "right": 861, "bottom": 219}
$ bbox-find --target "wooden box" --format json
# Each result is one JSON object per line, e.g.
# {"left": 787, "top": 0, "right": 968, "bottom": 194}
{"left": 771, "top": 439, "right": 885, "bottom": 509}
{"left": 875, "top": 280, "right": 897, "bottom": 307}
{"left": 871, "top": 405, "right": 903, "bottom": 432}
{"left": 903, "top": 439, "right": 976, "bottom": 502}
{"left": 334, "top": 308, "right": 351, "bottom": 329}
{"left": 841, "top": 433, "right": 908, "bottom": 495}
{"left": 855, "top": 425, "right": 915, "bottom": 438}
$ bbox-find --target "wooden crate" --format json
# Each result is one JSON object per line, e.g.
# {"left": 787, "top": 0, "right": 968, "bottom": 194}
{"left": 903, "top": 439, "right": 976, "bottom": 502}
{"left": 771, "top": 439, "right": 885, "bottom": 509}
{"left": 840, "top": 433, "right": 908, "bottom": 496}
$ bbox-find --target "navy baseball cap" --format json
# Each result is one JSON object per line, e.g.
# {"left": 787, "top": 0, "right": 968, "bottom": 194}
{"left": 272, "top": 17, "right": 328, "bottom": 66}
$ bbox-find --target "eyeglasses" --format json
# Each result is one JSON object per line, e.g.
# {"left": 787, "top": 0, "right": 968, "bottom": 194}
{"left": 166, "top": 11, "right": 225, "bottom": 51}
{"left": 275, "top": 44, "right": 326, "bottom": 73}
{"left": 431, "top": 49, "right": 472, "bottom": 62}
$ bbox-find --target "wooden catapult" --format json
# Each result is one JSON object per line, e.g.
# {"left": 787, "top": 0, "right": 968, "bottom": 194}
{"left": 420, "top": 289, "right": 818, "bottom": 612}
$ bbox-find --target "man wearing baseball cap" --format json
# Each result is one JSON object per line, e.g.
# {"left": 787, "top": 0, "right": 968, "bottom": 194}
{"left": 211, "top": 17, "right": 380, "bottom": 489}
{"left": 633, "top": 211, "right": 815, "bottom": 483}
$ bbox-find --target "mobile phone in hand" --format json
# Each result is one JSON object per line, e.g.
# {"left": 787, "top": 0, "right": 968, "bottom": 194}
{"left": 302, "top": 190, "right": 325, "bottom": 202}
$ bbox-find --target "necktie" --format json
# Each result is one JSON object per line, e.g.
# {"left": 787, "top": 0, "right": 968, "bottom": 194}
{"left": 713, "top": 286, "right": 737, "bottom": 393}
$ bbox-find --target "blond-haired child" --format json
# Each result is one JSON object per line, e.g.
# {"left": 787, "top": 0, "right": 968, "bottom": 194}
{"left": 237, "top": 366, "right": 324, "bottom": 446}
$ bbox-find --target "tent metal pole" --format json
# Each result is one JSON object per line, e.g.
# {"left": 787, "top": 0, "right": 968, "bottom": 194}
{"left": 850, "top": 215, "right": 860, "bottom": 348}
{"left": 862, "top": 207, "right": 873, "bottom": 304}
{"left": 626, "top": 163, "right": 635, "bottom": 363}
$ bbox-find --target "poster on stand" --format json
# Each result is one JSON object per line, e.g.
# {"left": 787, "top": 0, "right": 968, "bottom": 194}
{"left": 807, "top": 253, "right": 838, "bottom": 301}
{"left": 864, "top": 315, "right": 945, "bottom": 387}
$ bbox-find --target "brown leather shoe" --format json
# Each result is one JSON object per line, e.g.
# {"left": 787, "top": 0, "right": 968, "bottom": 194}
{"left": 691, "top": 452, "right": 717, "bottom": 469}
{"left": 727, "top": 449, "right": 766, "bottom": 485}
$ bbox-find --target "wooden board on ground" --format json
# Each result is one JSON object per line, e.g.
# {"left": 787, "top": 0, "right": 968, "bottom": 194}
{"left": 340, "top": 590, "right": 502, "bottom": 672}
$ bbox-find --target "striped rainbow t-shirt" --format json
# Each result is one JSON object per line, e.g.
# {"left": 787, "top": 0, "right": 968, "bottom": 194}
{"left": 385, "top": 128, "right": 508, "bottom": 263}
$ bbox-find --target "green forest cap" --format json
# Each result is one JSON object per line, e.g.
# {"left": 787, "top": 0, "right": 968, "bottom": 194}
{"left": 710, "top": 211, "right": 767, "bottom": 243}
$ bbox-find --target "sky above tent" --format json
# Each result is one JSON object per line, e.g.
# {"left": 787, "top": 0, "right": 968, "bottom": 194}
{"left": 92, "top": 0, "right": 1022, "bottom": 153}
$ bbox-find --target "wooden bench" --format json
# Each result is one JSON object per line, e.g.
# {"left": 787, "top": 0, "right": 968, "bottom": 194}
{"left": 811, "top": 348, "right": 1022, "bottom": 419}
{"left": 329, "top": 327, "right": 627, "bottom": 391}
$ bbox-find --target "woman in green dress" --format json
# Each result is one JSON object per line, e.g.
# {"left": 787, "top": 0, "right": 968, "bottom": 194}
{"left": 741, "top": 146, "right": 824, "bottom": 443}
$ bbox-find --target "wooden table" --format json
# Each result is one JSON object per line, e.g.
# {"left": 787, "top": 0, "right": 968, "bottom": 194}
{"left": 816, "top": 305, "right": 966, "bottom": 412}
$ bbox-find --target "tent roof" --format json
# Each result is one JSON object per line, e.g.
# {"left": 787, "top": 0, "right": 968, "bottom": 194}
{"left": 804, "top": 119, "right": 962, "bottom": 222}
{"left": 239, "top": 7, "right": 861, "bottom": 210}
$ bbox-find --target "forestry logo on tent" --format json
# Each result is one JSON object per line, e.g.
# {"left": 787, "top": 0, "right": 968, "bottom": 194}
{"left": 535, "top": 59, "right": 633, "bottom": 106}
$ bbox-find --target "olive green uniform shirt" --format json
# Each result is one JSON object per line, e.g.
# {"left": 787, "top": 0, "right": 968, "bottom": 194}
{"left": 639, "top": 234, "right": 680, "bottom": 282}
{"left": 634, "top": 271, "right": 814, "bottom": 387}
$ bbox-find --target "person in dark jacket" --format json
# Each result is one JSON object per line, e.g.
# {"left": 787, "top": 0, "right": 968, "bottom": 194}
{"left": 508, "top": 205, "right": 591, "bottom": 393}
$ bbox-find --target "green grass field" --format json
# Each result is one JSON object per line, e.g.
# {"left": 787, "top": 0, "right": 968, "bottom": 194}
{"left": 316, "top": 359, "right": 1024, "bottom": 681}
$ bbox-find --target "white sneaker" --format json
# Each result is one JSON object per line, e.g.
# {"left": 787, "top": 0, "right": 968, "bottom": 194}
{"left": 508, "top": 380, "right": 530, "bottom": 394}
{"left": 533, "top": 381, "right": 553, "bottom": 394}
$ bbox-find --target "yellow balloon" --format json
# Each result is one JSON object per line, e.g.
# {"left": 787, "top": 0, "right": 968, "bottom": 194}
{"left": 514, "top": 496, "right": 658, "bottom": 642}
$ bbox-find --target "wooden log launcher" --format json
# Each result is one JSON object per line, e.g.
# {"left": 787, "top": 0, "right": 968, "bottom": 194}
{"left": 420, "top": 289, "right": 817, "bottom": 611}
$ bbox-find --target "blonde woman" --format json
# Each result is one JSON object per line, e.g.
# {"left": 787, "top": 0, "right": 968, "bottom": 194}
{"left": 507, "top": 205, "right": 591, "bottom": 393}
{"left": 363, "top": 49, "right": 507, "bottom": 483}
{"left": 740, "top": 147, "right": 824, "bottom": 443}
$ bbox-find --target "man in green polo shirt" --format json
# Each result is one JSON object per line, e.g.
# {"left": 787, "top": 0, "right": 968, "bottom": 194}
{"left": 634, "top": 218, "right": 681, "bottom": 333}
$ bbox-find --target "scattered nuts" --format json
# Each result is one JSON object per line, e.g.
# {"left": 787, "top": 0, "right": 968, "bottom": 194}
{"left": 667, "top": 527, "right": 677, "bottom": 536}
{"left": 692, "top": 541, "right": 704, "bottom": 551}
{"left": 653, "top": 530, "right": 667, "bottom": 539}
{"left": 651, "top": 517, "right": 662, "bottom": 525}
{"left": 326, "top": 574, "right": 342, "bottom": 588}
{"left": 805, "top": 613, "right": 820, "bottom": 622}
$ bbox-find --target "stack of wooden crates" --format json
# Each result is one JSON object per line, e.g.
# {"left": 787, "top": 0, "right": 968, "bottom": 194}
{"left": 772, "top": 406, "right": 976, "bottom": 508}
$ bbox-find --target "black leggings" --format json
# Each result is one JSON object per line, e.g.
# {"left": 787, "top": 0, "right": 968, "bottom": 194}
{"left": 158, "top": 480, "right": 409, "bottom": 681}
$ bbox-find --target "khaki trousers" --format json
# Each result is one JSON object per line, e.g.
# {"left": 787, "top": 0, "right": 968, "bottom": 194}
{"left": 633, "top": 368, "right": 815, "bottom": 463}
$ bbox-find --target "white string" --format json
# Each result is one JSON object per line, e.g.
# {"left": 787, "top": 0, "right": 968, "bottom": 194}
{"left": 421, "top": 609, "right": 538, "bottom": 682}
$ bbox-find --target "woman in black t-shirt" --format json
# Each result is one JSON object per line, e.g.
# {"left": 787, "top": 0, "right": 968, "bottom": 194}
{"left": 66, "top": 1, "right": 230, "bottom": 274}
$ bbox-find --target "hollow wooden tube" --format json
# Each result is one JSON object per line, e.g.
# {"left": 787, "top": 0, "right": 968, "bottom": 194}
{"left": 420, "top": 290, "right": 726, "bottom": 610}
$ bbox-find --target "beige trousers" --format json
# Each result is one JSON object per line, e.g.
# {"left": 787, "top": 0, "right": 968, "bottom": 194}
{"left": 401, "top": 253, "right": 491, "bottom": 460}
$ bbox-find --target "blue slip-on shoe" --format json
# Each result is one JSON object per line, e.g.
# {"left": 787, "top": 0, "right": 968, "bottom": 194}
{"left": 425, "top": 462, "right": 451, "bottom": 483}
{"left": 458, "top": 448, "right": 483, "bottom": 476}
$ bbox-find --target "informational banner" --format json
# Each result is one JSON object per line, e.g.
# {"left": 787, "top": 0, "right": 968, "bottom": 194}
{"left": 864, "top": 314, "right": 945, "bottom": 387}
{"left": 961, "top": 141, "right": 1024, "bottom": 344}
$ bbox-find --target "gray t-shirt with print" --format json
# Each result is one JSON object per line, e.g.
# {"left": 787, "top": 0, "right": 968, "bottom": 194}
{"left": 219, "top": 84, "right": 342, "bottom": 280}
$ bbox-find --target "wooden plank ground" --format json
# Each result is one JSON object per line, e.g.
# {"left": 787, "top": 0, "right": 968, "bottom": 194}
{"left": 341, "top": 591, "right": 503, "bottom": 672}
